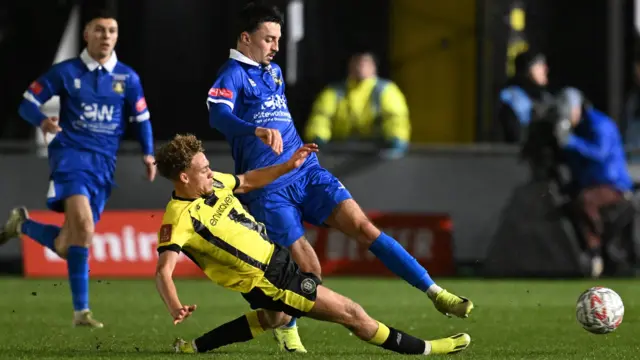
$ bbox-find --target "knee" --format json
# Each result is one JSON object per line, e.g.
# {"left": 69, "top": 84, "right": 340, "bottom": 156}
{"left": 54, "top": 240, "right": 68, "bottom": 259}
{"left": 70, "top": 218, "right": 94, "bottom": 247}
{"left": 354, "top": 220, "right": 380, "bottom": 246}
{"left": 290, "top": 238, "right": 322, "bottom": 278}
{"left": 304, "top": 261, "right": 322, "bottom": 280}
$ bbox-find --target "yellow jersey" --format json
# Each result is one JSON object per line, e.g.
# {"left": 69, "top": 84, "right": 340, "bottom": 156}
{"left": 156, "top": 172, "right": 275, "bottom": 293}
{"left": 305, "top": 77, "right": 411, "bottom": 143}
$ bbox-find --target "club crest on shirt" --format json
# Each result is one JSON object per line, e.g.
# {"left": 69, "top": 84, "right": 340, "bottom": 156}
{"left": 301, "top": 278, "right": 316, "bottom": 294}
{"left": 265, "top": 65, "right": 282, "bottom": 85}
{"left": 112, "top": 79, "right": 125, "bottom": 94}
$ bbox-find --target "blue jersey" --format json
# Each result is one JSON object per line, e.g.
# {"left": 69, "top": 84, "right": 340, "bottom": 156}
{"left": 564, "top": 108, "right": 633, "bottom": 192}
{"left": 19, "top": 49, "right": 152, "bottom": 159}
{"left": 207, "top": 50, "right": 319, "bottom": 201}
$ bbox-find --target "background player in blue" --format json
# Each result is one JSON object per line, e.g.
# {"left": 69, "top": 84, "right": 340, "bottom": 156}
{"left": 207, "top": 2, "right": 474, "bottom": 353}
{"left": 0, "top": 9, "right": 156, "bottom": 328}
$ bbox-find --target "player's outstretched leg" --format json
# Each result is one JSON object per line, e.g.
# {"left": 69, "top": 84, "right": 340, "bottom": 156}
{"left": 3, "top": 200, "right": 104, "bottom": 328}
{"left": 0, "top": 207, "right": 60, "bottom": 251}
{"left": 174, "top": 310, "right": 290, "bottom": 353}
{"left": 326, "top": 199, "right": 474, "bottom": 319}
{"left": 271, "top": 238, "right": 318, "bottom": 353}
{"left": 0, "top": 206, "right": 102, "bottom": 328}
{"left": 307, "top": 285, "right": 471, "bottom": 355}
{"left": 62, "top": 196, "right": 103, "bottom": 328}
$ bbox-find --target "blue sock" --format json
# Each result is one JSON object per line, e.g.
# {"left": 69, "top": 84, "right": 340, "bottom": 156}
{"left": 283, "top": 317, "right": 297, "bottom": 328}
{"left": 21, "top": 219, "right": 60, "bottom": 252}
{"left": 369, "top": 232, "right": 434, "bottom": 292}
{"left": 67, "top": 246, "right": 90, "bottom": 311}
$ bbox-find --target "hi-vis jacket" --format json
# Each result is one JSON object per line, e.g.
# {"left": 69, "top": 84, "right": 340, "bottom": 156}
{"left": 304, "top": 77, "right": 410, "bottom": 147}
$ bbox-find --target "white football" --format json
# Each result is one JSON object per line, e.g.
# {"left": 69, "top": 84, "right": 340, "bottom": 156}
{"left": 576, "top": 287, "right": 624, "bottom": 334}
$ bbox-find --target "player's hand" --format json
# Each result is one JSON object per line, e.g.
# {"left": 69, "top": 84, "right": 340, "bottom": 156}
{"left": 143, "top": 155, "right": 156, "bottom": 181}
{"left": 171, "top": 304, "right": 197, "bottom": 325}
{"left": 287, "top": 143, "right": 318, "bottom": 169}
{"left": 40, "top": 117, "right": 62, "bottom": 135}
{"left": 255, "top": 127, "right": 283, "bottom": 155}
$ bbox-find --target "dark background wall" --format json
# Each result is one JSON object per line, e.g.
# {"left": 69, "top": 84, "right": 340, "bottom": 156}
{"left": 3, "top": 1, "right": 640, "bottom": 143}
{"left": 480, "top": 0, "right": 638, "bottom": 136}
{"left": 0, "top": 147, "right": 530, "bottom": 263}
{"left": 0, "top": 0, "right": 390, "bottom": 141}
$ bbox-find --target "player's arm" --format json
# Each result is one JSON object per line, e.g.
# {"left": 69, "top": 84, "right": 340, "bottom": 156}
{"left": 18, "top": 65, "right": 63, "bottom": 131}
{"left": 563, "top": 122, "right": 613, "bottom": 162}
{"left": 125, "top": 71, "right": 156, "bottom": 180}
{"left": 305, "top": 87, "right": 338, "bottom": 145}
{"left": 207, "top": 70, "right": 258, "bottom": 137}
{"left": 155, "top": 250, "right": 182, "bottom": 312}
{"left": 125, "top": 71, "right": 154, "bottom": 156}
{"left": 379, "top": 83, "right": 410, "bottom": 151}
{"left": 232, "top": 143, "right": 319, "bottom": 194}
{"left": 207, "top": 71, "right": 282, "bottom": 154}
{"left": 156, "top": 222, "right": 196, "bottom": 325}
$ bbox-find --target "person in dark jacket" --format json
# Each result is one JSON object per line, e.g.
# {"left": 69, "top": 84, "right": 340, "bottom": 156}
{"left": 557, "top": 87, "right": 633, "bottom": 278}
{"left": 495, "top": 50, "right": 552, "bottom": 143}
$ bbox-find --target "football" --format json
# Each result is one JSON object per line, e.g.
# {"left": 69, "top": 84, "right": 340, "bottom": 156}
{"left": 576, "top": 287, "right": 624, "bottom": 334}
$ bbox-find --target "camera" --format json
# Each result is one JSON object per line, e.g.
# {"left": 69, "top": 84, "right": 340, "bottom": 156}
{"left": 520, "top": 98, "right": 567, "bottom": 182}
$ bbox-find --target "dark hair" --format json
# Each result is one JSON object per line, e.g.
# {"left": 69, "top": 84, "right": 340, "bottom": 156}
{"left": 85, "top": 8, "right": 118, "bottom": 26}
{"left": 236, "top": 2, "right": 284, "bottom": 39}
{"left": 155, "top": 134, "right": 205, "bottom": 181}
{"left": 514, "top": 50, "right": 546, "bottom": 76}
{"left": 350, "top": 51, "right": 378, "bottom": 65}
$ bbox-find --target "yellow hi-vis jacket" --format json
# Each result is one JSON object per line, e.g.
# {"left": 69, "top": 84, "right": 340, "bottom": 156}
{"left": 304, "top": 77, "right": 411, "bottom": 144}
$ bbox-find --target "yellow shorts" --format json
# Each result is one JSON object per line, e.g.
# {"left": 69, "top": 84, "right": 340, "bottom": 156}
{"left": 242, "top": 244, "right": 321, "bottom": 318}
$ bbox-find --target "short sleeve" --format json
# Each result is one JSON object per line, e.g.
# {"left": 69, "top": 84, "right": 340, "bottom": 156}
{"left": 212, "top": 172, "right": 240, "bottom": 191}
{"left": 23, "top": 65, "right": 64, "bottom": 107}
{"left": 125, "top": 71, "right": 150, "bottom": 123}
{"left": 157, "top": 211, "right": 193, "bottom": 253}
{"left": 206, "top": 69, "right": 240, "bottom": 111}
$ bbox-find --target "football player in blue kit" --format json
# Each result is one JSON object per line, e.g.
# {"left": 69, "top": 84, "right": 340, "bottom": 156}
{"left": 0, "top": 9, "right": 156, "bottom": 328}
{"left": 206, "top": 2, "right": 474, "bottom": 353}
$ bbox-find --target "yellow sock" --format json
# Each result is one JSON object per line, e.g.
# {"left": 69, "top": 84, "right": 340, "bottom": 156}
{"left": 245, "top": 311, "right": 265, "bottom": 338}
{"left": 367, "top": 321, "right": 427, "bottom": 355}
{"left": 368, "top": 322, "right": 391, "bottom": 345}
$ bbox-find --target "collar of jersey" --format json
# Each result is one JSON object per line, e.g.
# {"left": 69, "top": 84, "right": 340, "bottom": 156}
{"left": 80, "top": 48, "right": 118, "bottom": 73}
{"left": 229, "top": 49, "right": 260, "bottom": 67}
{"left": 347, "top": 76, "right": 378, "bottom": 90}
{"left": 171, "top": 191, "right": 197, "bottom": 202}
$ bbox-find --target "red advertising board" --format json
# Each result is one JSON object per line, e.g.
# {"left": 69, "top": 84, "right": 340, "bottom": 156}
{"left": 22, "top": 211, "right": 454, "bottom": 278}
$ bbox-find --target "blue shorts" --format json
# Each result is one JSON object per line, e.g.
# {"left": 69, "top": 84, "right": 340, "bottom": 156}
{"left": 247, "top": 166, "right": 352, "bottom": 247}
{"left": 46, "top": 147, "right": 115, "bottom": 223}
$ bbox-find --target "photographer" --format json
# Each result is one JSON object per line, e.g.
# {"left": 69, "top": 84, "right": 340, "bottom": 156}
{"left": 556, "top": 88, "right": 633, "bottom": 278}
{"left": 494, "top": 50, "right": 552, "bottom": 143}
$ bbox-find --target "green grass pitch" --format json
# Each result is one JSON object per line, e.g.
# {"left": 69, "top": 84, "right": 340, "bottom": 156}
{"left": 0, "top": 277, "right": 638, "bottom": 359}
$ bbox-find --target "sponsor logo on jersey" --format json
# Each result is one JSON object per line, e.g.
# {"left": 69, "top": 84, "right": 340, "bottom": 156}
{"left": 136, "top": 97, "right": 147, "bottom": 113}
{"left": 159, "top": 224, "right": 172, "bottom": 243}
{"left": 209, "top": 88, "right": 234, "bottom": 99}
{"left": 29, "top": 81, "right": 43, "bottom": 95}
{"left": 260, "top": 94, "right": 287, "bottom": 111}
{"left": 81, "top": 103, "right": 114, "bottom": 122}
